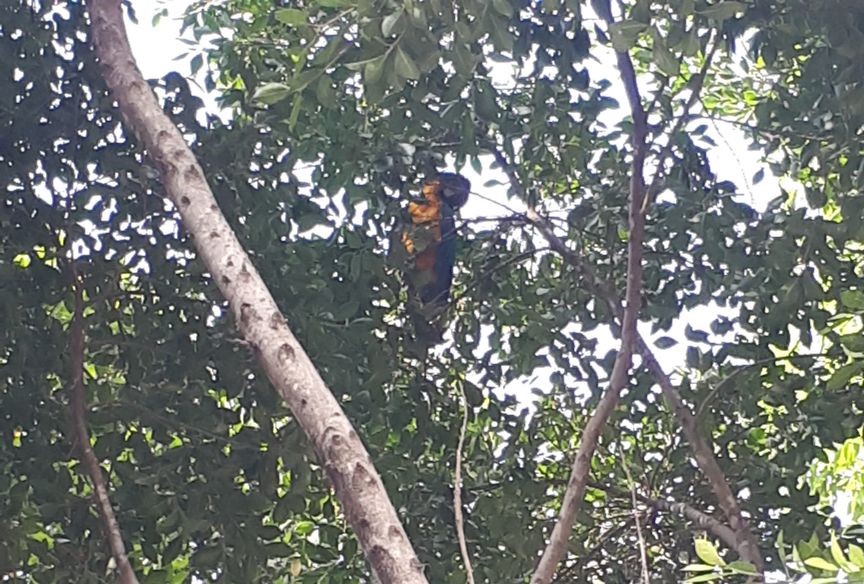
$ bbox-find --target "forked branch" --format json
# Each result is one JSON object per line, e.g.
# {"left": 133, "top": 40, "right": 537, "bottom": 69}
{"left": 528, "top": 0, "right": 650, "bottom": 579}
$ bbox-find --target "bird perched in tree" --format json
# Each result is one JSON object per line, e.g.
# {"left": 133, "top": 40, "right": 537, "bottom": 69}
{"left": 402, "top": 172, "right": 471, "bottom": 315}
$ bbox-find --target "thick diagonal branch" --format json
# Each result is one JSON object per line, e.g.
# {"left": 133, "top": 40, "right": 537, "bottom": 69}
{"left": 528, "top": 12, "right": 650, "bottom": 580}
{"left": 69, "top": 273, "right": 140, "bottom": 584}
{"left": 86, "top": 2, "right": 426, "bottom": 582}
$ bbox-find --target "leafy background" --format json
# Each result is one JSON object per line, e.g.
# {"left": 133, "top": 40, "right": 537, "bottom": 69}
{"left": 2, "top": 0, "right": 864, "bottom": 582}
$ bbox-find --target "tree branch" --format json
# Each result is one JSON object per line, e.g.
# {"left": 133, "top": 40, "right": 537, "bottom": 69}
{"left": 529, "top": 0, "right": 650, "bottom": 577}
{"left": 497, "top": 164, "right": 765, "bottom": 572}
{"left": 86, "top": 2, "right": 426, "bottom": 582}
{"left": 590, "top": 480, "right": 739, "bottom": 556}
{"left": 492, "top": 15, "right": 763, "bottom": 574}
{"left": 453, "top": 384, "right": 476, "bottom": 584}
{"left": 623, "top": 465, "right": 650, "bottom": 584}
{"left": 69, "top": 269, "right": 140, "bottom": 584}
{"left": 511, "top": 178, "right": 764, "bottom": 570}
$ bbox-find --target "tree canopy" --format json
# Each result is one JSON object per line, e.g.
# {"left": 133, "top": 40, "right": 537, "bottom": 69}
{"left": 2, "top": 0, "right": 864, "bottom": 582}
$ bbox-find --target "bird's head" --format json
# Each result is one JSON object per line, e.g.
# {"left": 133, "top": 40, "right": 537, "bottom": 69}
{"left": 430, "top": 172, "right": 471, "bottom": 209}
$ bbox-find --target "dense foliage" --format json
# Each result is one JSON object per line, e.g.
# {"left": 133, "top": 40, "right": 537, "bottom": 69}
{"left": 2, "top": 0, "right": 864, "bottom": 582}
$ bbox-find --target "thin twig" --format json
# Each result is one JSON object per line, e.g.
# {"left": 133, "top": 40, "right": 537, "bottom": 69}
{"left": 453, "top": 383, "right": 476, "bottom": 584}
{"left": 643, "top": 36, "right": 719, "bottom": 213}
{"left": 622, "top": 465, "right": 650, "bottom": 584}
{"left": 69, "top": 267, "right": 140, "bottom": 584}
{"left": 695, "top": 352, "right": 831, "bottom": 420}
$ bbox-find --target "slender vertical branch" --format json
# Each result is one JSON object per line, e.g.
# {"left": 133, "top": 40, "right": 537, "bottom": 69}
{"left": 85, "top": 2, "right": 427, "bottom": 582}
{"left": 623, "top": 465, "right": 651, "bottom": 584}
{"left": 493, "top": 10, "right": 763, "bottom": 573}
{"left": 528, "top": 1, "right": 650, "bottom": 577}
{"left": 453, "top": 385, "right": 476, "bottom": 584}
{"left": 69, "top": 269, "right": 140, "bottom": 584}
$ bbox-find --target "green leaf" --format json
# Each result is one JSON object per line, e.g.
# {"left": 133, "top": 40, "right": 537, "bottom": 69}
{"left": 252, "top": 82, "right": 291, "bottom": 105}
{"left": 275, "top": 8, "right": 308, "bottom": 27}
{"left": 694, "top": 539, "right": 725, "bottom": 567}
{"left": 653, "top": 39, "right": 679, "bottom": 77}
{"left": 827, "top": 361, "right": 864, "bottom": 391}
{"left": 849, "top": 543, "right": 864, "bottom": 567}
{"left": 804, "top": 556, "right": 839, "bottom": 572}
{"left": 453, "top": 42, "right": 477, "bottom": 76}
{"left": 682, "top": 564, "right": 716, "bottom": 572}
{"left": 608, "top": 20, "right": 648, "bottom": 52}
{"left": 684, "top": 574, "right": 722, "bottom": 583}
{"left": 394, "top": 46, "right": 420, "bottom": 80}
{"left": 381, "top": 8, "right": 403, "bottom": 37}
{"left": 752, "top": 168, "right": 765, "bottom": 184}
{"left": 831, "top": 533, "right": 853, "bottom": 571}
{"left": 317, "top": 0, "right": 353, "bottom": 7}
{"left": 492, "top": 0, "right": 514, "bottom": 17}
{"left": 697, "top": 1, "right": 746, "bottom": 21}
{"left": 315, "top": 76, "right": 337, "bottom": 108}
{"left": 841, "top": 290, "right": 864, "bottom": 311}
{"left": 364, "top": 55, "right": 387, "bottom": 84}
{"left": 840, "top": 334, "right": 864, "bottom": 353}
{"left": 654, "top": 336, "right": 678, "bottom": 349}
{"left": 725, "top": 560, "right": 758, "bottom": 575}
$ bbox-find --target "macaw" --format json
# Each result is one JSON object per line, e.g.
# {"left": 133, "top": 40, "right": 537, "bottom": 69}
{"left": 402, "top": 172, "right": 471, "bottom": 308}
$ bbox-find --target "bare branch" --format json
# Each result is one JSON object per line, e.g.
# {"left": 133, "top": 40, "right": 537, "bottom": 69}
{"left": 589, "top": 480, "right": 739, "bottom": 554}
{"left": 69, "top": 269, "right": 139, "bottom": 584}
{"left": 453, "top": 385, "right": 476, "bottom": 584}
{"left": 85, "top": 2, "right": 426, "bottom": 582}
{"left": 529, "top": 1, "right": 650, "bottom": 577}
{"left": 622, "top": 465, "right": 650, "bottom": 584}
{"left": 648, "top": 499, "right": 738, "bottom": 552}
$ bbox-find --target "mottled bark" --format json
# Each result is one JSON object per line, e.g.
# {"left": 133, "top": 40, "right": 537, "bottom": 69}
{"left": 86, "top": 2, "right": 426, "bottom": 582}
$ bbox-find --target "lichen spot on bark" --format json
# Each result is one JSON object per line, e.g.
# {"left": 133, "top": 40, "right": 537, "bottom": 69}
{"left": 183, "top": 163, "right": 199, "bottom": 182}
{"left": 326, "top": 433, "right": 347, "bottom": 460}
{"left": 220, "top": 275, "right": 230, "bottom": 286}
{"left": 180, "top": 195, "right": 190, "bottom": 207}
{"left": 369, "top": 547, "right": 396, "bottom": 577}
{"left": 277, "top": 343, "right": 295, "bottom": 363}
{"left": 352, "top": 462, "right": 375, "bottom": 488}
{"left": 239, "top": 263, "right": 252, "bottom": 283}
{"left": 269, "top": 312, "right": 284, "bottom": 330}
{"left": 387, "top": 525, "right": 404, "bottom": 541}
{"left": 239, "top": 302, "right": 254, "bottom": 326}
{"left": 209, "top": 230, "right": 220, "bottom": 239}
